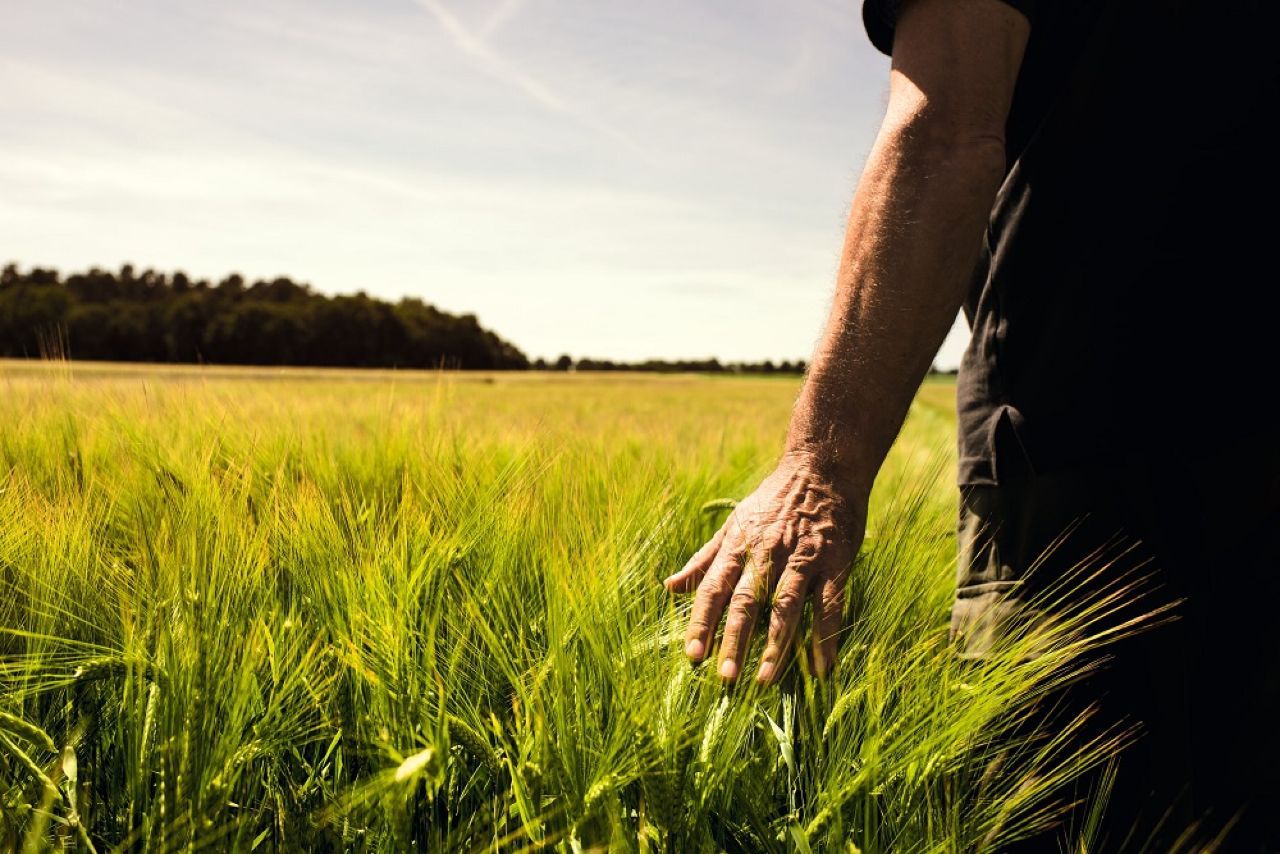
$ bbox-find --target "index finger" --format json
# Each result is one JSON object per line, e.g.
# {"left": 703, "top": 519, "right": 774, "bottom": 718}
{"left": 682, "top": 542, "right": 747, "bottom": 663}
{"left": 664, "top": 521, "right": 728, "bottom": 593}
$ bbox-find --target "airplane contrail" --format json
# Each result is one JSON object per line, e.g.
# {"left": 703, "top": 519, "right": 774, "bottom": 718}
{"left": 411, "top": 0, "right": 643, "bottom": 155}
{"left": 477, "top": 0, "right": 530, "bottom": 39}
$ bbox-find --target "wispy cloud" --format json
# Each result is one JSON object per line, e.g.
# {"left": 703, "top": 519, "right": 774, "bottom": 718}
{"left": 410, "top": 0, "right": 642, "bottom": 154}
{"left": 477, "top": 0, "right": 530, "bottom": 38}
{"left": 407, "top": 0, "right": 640, "bottom": 155}
{"left": 2, "top": 0, "right": 942, "bottom": 364}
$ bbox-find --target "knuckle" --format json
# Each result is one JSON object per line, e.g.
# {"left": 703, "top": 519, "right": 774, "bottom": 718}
{"left": 769, "top": 537, "right": 792, "bottom": 566}
{"left": 728, "top": 589, "right": 757, "bottom": 617}
{"left": 725, "top": 512, "right": 752, "bottom": 541}
{"left": 761, "top": 641, "right": 785, "bottom": 662}
{"left": 708, "top": 574, "right": 736, "bottom": 599}
{"left": 771, "top": 588, "right": 803, "bottom": 615}
{"left": 784, "top": 549, "right": 819, "bottom": 576}
{"left": 745, "top": 543, "right": 772, "bottom": 572}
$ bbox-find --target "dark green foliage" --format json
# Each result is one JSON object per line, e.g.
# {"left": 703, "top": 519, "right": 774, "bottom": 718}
{"left": 0, "top": 263, "right": 529, "bottom": 369}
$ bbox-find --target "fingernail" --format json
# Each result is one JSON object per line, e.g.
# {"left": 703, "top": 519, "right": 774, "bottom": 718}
{"left": 685, "top": 639, "right": 705, "bottom": 660}
{"left": 757, "top": 660, "right": 776, "bottom": 683}
{"left": 719, "top": 659, "right": 738, "bottom": 680}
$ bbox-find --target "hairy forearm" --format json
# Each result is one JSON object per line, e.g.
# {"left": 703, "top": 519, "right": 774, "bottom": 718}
{"left": 786, "top": 104, "right": 1007, "bottom": 493}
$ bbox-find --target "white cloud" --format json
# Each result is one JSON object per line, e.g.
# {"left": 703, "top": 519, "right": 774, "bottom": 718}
{"left": 409, "top": 0, "right": 642, "bottom": 155}
{"left": 0, "top": 0, "right": 931, "bottom": 363}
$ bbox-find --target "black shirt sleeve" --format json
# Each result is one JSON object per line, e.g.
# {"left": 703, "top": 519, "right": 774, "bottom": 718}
{"left": 861, "top": 0, "right": 1036, "bottom": 56}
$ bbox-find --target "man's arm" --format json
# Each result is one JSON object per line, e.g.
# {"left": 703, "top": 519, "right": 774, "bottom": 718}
{"left": 664, "top": 0, "right": 1030, "bottom": 683}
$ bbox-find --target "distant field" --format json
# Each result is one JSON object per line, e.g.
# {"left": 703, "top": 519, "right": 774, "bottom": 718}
{"left": 0, "top": 361, "right": 1116, "bottom": 851}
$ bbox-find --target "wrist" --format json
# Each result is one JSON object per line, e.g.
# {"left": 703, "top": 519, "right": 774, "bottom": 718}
{"left": 783, "top": 370, "right": 896, "bottom": 498}
{"left": 778, "top": 443, "right": 876, "bottom": 502}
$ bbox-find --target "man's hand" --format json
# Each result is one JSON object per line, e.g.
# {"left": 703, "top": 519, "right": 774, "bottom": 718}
{"left": 662, "top": 0, "right": 1027, "bottom": 684}
{"left": 664, "top": 452, "right": 867, "bottom": 684}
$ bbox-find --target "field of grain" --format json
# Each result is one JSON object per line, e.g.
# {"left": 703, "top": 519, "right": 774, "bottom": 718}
{"left": 0, "top": 362, "right": 1120, "bottom": 851}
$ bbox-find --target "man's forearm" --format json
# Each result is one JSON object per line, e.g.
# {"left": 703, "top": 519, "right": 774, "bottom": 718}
{"left": 669, "top": 0, "right": 1029, "bottom": 682}
{"left": 786, "top": 94, "right": 1007, "bottom": 493}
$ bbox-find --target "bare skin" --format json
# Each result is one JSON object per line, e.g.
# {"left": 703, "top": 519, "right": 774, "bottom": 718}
{"left": 664, "top": 0, "right": 1031, "bottom": 683}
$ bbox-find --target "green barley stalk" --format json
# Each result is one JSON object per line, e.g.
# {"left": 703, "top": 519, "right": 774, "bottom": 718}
{"left": 0, "top": 365, "right": 1161, "bottom": 851}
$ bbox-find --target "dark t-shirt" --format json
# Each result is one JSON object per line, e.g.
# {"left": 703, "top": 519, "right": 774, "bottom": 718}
{"left": 862, "top": 0, "right": 1280, "bottom": 485}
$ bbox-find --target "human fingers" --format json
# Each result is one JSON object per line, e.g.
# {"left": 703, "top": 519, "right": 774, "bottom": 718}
{"left": 663, "top": 521, "right": 728, "bottom": 593}
{"left": 682, "top": 537, "right": 747, "bottom": 663}
{"left": 755, "top": 568, "right": 812, "bottom": 684}
{"left": 811, "top": 569, "right": 849, "bottom": 677}
{"left": 716, "top": 549, "right": 773, "bottom": 681}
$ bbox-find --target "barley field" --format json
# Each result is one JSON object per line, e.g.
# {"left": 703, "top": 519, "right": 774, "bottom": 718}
{"left": 0, "top": 362, "right": 1125, "bottom": 851}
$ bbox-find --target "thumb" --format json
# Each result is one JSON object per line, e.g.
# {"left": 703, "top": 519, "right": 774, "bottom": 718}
{"left": 664, "top": 521, "right": 728, "bottom": 593}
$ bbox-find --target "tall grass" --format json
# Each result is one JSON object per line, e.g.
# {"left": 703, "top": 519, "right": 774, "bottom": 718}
{"left": 0, "top": 364, "right": 1132, "bottom": 851}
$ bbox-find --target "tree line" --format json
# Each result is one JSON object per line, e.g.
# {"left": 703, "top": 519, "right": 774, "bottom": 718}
{"left": 0, "top": 263, "right": 529, "bottom": 369}
{"left": 1, "top": 263, "right": 897, "bottom": 376}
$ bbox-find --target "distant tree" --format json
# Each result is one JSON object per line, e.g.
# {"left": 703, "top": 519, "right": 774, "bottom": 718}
{"left": 247, "top": 277, "right": 310, "bottom": 303}
{"left": 0, "top": 263, "right": 807, "bottom": 373}
{"left": 0, "top": 279, "right": 71, "bottom": 357}
{"left": 162, "top": 294, "right": 210, "bottom": 362}
{"left": 0, "top": 263, "right": 529, "bottom": 369}
{"left": 215, "top": 274, "right": 245, "bottom": 301}
{"left": 65, "top": 267, "right": 121, "bottom": 303}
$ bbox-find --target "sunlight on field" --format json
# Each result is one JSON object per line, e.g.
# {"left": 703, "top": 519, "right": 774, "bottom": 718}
{"left": 0, "top": 362, "right": 1117, "bottom": 851}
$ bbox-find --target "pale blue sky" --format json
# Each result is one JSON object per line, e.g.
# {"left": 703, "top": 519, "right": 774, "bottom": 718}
{"left": 2, "top": 0, "right": 969, "bottom": 366}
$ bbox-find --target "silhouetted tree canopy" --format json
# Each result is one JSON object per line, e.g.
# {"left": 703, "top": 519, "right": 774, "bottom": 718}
{"left": 0, "top": 263, "right": 529, "bottom": 369}
{"left": 0, "top": 263, "right": 910, "bottom": 375}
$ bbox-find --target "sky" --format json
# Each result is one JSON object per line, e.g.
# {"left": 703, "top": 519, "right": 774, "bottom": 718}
{"left": 1, "top": 0, "right": 970, "bottom": 367}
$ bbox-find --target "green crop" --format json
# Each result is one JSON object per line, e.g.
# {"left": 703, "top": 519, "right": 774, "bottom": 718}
{"left": 0, "top": 362, "right": 1145, "bottom": 851}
